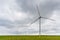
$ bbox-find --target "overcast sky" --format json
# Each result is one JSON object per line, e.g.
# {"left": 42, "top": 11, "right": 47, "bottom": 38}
{"left": 0, "top": 0, "right": 60, "bottom": 35}
{"left": 41, "top": 0, "right": 60, "bottom": 35}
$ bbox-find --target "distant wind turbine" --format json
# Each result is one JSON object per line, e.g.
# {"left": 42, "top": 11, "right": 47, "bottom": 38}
{"left": 16, "top": 5, "right": 55, "bottom": 34}
{"left": 29, "top": 5, "right": 55, "bottom": 34}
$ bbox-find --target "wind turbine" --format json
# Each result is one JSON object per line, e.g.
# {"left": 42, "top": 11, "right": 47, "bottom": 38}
{"left": 15, "top": 5, "right": 55, "bottom": 34}
{"left": 29, "top": 5, "right": 55, "bottom": 34}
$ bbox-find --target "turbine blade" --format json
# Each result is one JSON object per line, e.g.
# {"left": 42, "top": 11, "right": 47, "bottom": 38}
{"left": 30, "top": 17, "right": 41, "bottom": 24}
{"left": 41, "top": 17, "right": 55, "bottom": 21}
{"left": 36, "top": 5, "right": 40, "bottom": 16}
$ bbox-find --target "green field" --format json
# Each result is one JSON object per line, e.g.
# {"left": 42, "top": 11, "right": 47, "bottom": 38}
{"left": 41, "top": 35, "right": 60, "bottom": 40}
{"left": 0, "top": 35, "right": 40, "bottom": 40}
{"left": 0, "top": 35, "right": 60, "bottom": 40}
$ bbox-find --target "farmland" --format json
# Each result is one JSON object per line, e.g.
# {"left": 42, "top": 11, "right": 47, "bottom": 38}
{"left": 0, "top": 35, "right": 60, "bottom": 40}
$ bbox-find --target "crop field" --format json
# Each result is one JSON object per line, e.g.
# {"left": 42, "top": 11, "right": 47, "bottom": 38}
{"left": 0, "top": 35, "right": 60, "bottom": 40}
{"left": 41, "top": 35, "right": 60, "bottom": 40}
{"left": 0, "top": 35, "right": 40, "bottom": 40}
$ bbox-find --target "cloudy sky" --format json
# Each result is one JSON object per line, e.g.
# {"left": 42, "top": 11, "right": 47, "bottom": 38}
{"left": 0, "top": 0, "right": 60, "bottom": 35}
{"left": 41, "top": 0, "right": 60, "bottom": 35}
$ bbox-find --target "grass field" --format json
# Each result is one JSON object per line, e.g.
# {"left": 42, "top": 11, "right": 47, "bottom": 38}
{"left": 41, "top": 35, "right": 60, "bottom": 40}
{"left": 0, "top": 35, "right": 40, "bottom": 40}
{"left": 0, "top": 35, "right": 60, "bottom": 40}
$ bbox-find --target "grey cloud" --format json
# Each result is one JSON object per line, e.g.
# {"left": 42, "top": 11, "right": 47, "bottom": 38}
{"left": 16, "top": 0, "right": 60, "bottom": 17}
{"left": 1, "top": 0, "right": 60, "bottom": 34}
{"left": 40, "top": 0, "right": 60, "bottom": 17}
{"left": 16, "top": 0, "right": 60, "bottom": 25}
{"left": 0, "top": 0, "right": 39, "bottom": 34}
{"left": 0, "top": 19, "right": 15, "bottom": 28}
{"left": 16, "top": 0, "right": 53, "bottom": 17}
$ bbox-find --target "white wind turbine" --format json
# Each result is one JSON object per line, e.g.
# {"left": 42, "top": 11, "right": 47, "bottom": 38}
{"left": 29, "top": 5, "right": 55, "bottom": 34}
{"left": 15, "top": 5, "right": 55, "bottom": 34}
